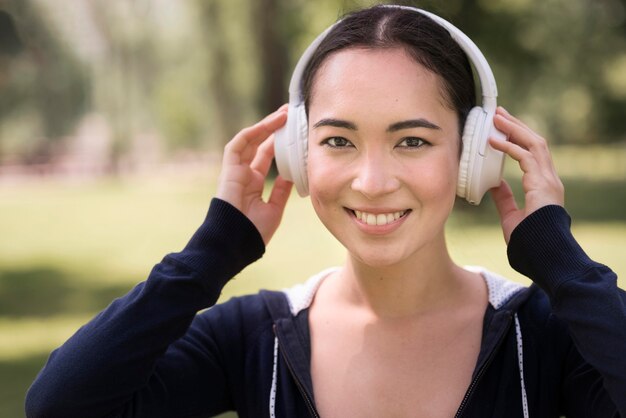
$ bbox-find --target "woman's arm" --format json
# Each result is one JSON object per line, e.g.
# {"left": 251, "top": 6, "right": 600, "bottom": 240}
{"left": 25, "top": 106, "right": 292, "bottom": 418}
{"left": 490, "top": 108, "right": 626, "bottom": 414}
{"left": 26, "top": 199, "right": 265, "bottom": 417}
{"left": 507, "top": 204, "right": 626, "bottom": 416}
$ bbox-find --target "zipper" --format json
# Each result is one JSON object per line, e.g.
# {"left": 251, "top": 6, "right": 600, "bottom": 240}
{"left": 454, "top": 313, "right": 513, "bottom": 418}
{"left": 273, "top": 325, "right": 320, "bottom": 418}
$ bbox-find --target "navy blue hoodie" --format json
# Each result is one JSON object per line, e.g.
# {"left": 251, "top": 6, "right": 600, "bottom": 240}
{"left": 25, "top": 200, "right": 626, "bottom": 417}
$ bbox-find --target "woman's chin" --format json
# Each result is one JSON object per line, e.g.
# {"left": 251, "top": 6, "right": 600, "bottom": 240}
{"left": 348, "top": 248, "right": 409, "bottom": 270}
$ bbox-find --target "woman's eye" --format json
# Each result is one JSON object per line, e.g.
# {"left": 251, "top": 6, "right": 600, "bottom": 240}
{"left": 322, "top": 137, "right": 354, "bottom": 148}
{"left": 397, "top": 137, "right": 428, "bottom": 148}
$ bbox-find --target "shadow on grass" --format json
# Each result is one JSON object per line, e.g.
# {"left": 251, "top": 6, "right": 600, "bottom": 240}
{"left": 0, "top": 266, "right": 132, "bottom": 318}
{"left": 0, "top": 353, "right": 47, "bottom": 418}
{"left": 453, "top": 178, "right": 626, "bottom": 224}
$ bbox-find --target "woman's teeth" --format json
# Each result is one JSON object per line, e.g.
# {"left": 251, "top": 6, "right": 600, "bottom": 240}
{"left": 354, "top": 210, "right": 407, "bottom": 226}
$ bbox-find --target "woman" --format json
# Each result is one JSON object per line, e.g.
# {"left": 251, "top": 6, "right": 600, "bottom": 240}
{"left": 26, "top": 5, "right": 625, "bottom": 417}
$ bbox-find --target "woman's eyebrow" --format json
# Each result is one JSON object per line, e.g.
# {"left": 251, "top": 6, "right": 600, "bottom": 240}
{"left": 312, "top": 118, "right": 441, "bottom": 132}
{"left": 387, "top": 119, "right": 441, "bottom": 132}
{"left": 312, "top": 118, "right": 357, "bottom": 130}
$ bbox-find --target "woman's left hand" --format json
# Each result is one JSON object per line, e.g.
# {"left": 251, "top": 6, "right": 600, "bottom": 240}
{"left": 215, "top": 105, "right": 293, "bottom": 245}
{"left": 488, "top": 107, "right": 564, "bottom": 244}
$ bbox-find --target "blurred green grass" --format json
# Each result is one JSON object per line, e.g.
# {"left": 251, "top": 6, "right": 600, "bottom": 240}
{"left": 1, "top": 147, "right": 625, "bottom": 417}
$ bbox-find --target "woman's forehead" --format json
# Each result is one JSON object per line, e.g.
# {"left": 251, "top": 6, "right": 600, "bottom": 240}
{"left": 308, "top": 48, "right": 454, "bottom": 122}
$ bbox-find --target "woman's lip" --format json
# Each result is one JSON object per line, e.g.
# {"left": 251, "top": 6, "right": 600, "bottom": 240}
{"left": 347, "top": 207, "right": 410, "bottom": 215}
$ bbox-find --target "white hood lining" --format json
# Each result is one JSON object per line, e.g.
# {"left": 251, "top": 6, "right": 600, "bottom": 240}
{"left": 282, "top": 266, "right": 526, "bottom": 316}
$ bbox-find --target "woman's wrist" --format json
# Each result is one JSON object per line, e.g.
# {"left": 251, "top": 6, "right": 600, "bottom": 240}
{"left": 507, "top": 205, "right": 593, "bottom": 294}
{"left": 172, "top": 198, "right": 266, "bottom": 280}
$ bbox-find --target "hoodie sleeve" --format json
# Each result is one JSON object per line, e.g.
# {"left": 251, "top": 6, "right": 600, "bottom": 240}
{"left": 25, "top": 198, "right": 265, "bottom": 418}
{"left": 507, "top": 204, "right": 626, "bottom": 416}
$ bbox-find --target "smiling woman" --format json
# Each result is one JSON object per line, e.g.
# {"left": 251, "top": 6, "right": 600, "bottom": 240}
{"left": 307, "top": 48, "right": 461, "bottom": 274}
{"left": 25, "top": 4, "right": 626, "bottom": 418}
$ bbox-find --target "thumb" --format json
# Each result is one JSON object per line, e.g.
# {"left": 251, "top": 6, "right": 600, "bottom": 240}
{"left": 268, "top": 176, "right": 293, "bottom": 213}
{"left": 491, "top": 180, "right": 518, "bottom": 220}
{"left": 490, "top": 180, "right": 521, "bottom": 244}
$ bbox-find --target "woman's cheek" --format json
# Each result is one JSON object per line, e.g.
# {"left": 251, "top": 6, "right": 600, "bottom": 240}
{"left": 307, "top": 152, "right": 347, "bottom": 219}
{"left": 404, "top": 155, "right": 458, "bottom": 201}
{"left": 307, "top": 151, "right": 341, "bottom": 191}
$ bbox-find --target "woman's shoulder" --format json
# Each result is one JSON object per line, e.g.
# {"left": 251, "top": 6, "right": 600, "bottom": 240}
{"left": 470, "top": 267, "right": 566, "bottom": 330}
{"left": 193, "top": 278, "right": 309, "bottom": 335}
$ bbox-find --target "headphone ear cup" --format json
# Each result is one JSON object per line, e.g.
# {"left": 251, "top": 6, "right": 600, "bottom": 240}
{"left": 457, "top": 107, "right": 484, "bottom": 200}
{"left": 294, "top": 104, "right": 309, "bottom": 196}
{"left": 274, "top": 103, "right": 309, "bottom": 197}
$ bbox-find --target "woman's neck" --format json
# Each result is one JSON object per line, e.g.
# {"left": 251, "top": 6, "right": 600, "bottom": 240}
{"left": 334, "top": 236, "right": 475, "bottom": 319}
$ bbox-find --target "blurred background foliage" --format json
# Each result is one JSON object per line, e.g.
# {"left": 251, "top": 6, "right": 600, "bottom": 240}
{"left": 1, "top": 0, "right": 625, "bottom": 172}
{"left": 0, "top": 1, "right": 625, "bottom": 417}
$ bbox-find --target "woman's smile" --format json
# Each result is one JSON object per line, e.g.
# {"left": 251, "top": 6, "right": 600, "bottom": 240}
{"left": 352, "top": 208, "right": 409, "bottom": 225}
{"left": 346, "top": 207, "right": 411, "bottom": 233}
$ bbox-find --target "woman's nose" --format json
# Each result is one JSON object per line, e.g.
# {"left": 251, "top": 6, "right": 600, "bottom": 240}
{"left": 350, "top": 152, "right": 401, "bottom": 199}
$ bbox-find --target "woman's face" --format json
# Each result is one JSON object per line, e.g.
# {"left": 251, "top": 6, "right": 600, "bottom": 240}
{"left": 306, "top": 47, "right": 461, "bottom": 268}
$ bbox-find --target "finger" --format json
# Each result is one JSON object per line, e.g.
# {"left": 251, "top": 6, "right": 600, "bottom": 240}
{"left": 494, "top": 114, "right": 553, "bottom": 167}
{"left": 228, "top": 110, "right": 286, "bottom": 159}
{"left": 250, "top": 135, "right": 276, "bottom": 177}
{"left": 223, "top": 108, "right": 288, "bottom": 164}
{"left": 495, "top": 117, "right": 559, "bottom": 184}
{"left": 494, "top": 113, "right": 538, "bottom": 150}
{"left": 496, "top": 107, "right": 527, "bottom": 129}
{"left": 259, "top": 176, "right": 293, "bottom": 245}
{"left": 268, "top": 175, "right": 293, "bottom": 210}
{"left": 494, "top": 114, "right": 556, "bottom": 171}
{"left": 496, "top": 107, "right": 539, "bottom": 139}
{"left": 490, "top": 180, "right": 522, "bottom": 244}
{"left": 489, "top": 136, "right": 541, "bottom": 175}
{"left": 490, "top": 180, "right": 519, "bottom": 220}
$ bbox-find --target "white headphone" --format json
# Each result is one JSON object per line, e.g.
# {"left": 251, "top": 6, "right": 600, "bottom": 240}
{"left": 274, "top": 5, "right": 506, "bottom": 205}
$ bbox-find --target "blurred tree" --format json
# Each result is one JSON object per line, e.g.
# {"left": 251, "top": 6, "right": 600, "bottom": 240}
{"left": 397, "top": 0, "right": 626, "bottom": 144}
{"left": 194, "top": 0, "right": 302, "bottom": 147}
{"left": 0, "top": 10, "right": 22, "bottom": 56}
{"left": 85, "top": 1, "right": 160, "bottom": 159}
{"left": 252, "top": 0, "right": 291, "bottom": 115}
{"left": 0, "top": 0, "right": 88, "bottom": 162}
{"left": 283, "top": 0, "right": 626, "bottom": 144}
{"left": 0, "top": 0, "right": 624, "bottom": 167}
{"left": 196, "top": 0, "right": 264, "bottom": 147}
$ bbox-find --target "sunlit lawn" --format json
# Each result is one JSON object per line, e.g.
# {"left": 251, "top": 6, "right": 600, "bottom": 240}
{"left": 1, "top": 151, "right": 625, "bottom": 417}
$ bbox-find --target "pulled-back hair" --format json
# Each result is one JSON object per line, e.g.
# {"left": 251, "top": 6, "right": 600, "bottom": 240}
{"left": 301, "top": 5, "right": 476, "bottom": 135}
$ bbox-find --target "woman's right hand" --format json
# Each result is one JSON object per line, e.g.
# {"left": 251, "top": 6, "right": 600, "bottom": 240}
{"left": 215, "top": 105, "right": 293, "bottom": 245}
{"left": 489, "top": 107, "right": 565, "bottom": 244}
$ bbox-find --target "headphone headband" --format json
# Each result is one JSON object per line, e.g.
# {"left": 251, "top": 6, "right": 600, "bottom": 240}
{"left": 288, "top": 5, "right": 498, "bottom": 110}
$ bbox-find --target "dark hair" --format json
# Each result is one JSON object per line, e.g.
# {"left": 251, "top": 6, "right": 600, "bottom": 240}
{"left": 302, "top": 5, "right": 476, "bottom": 135}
